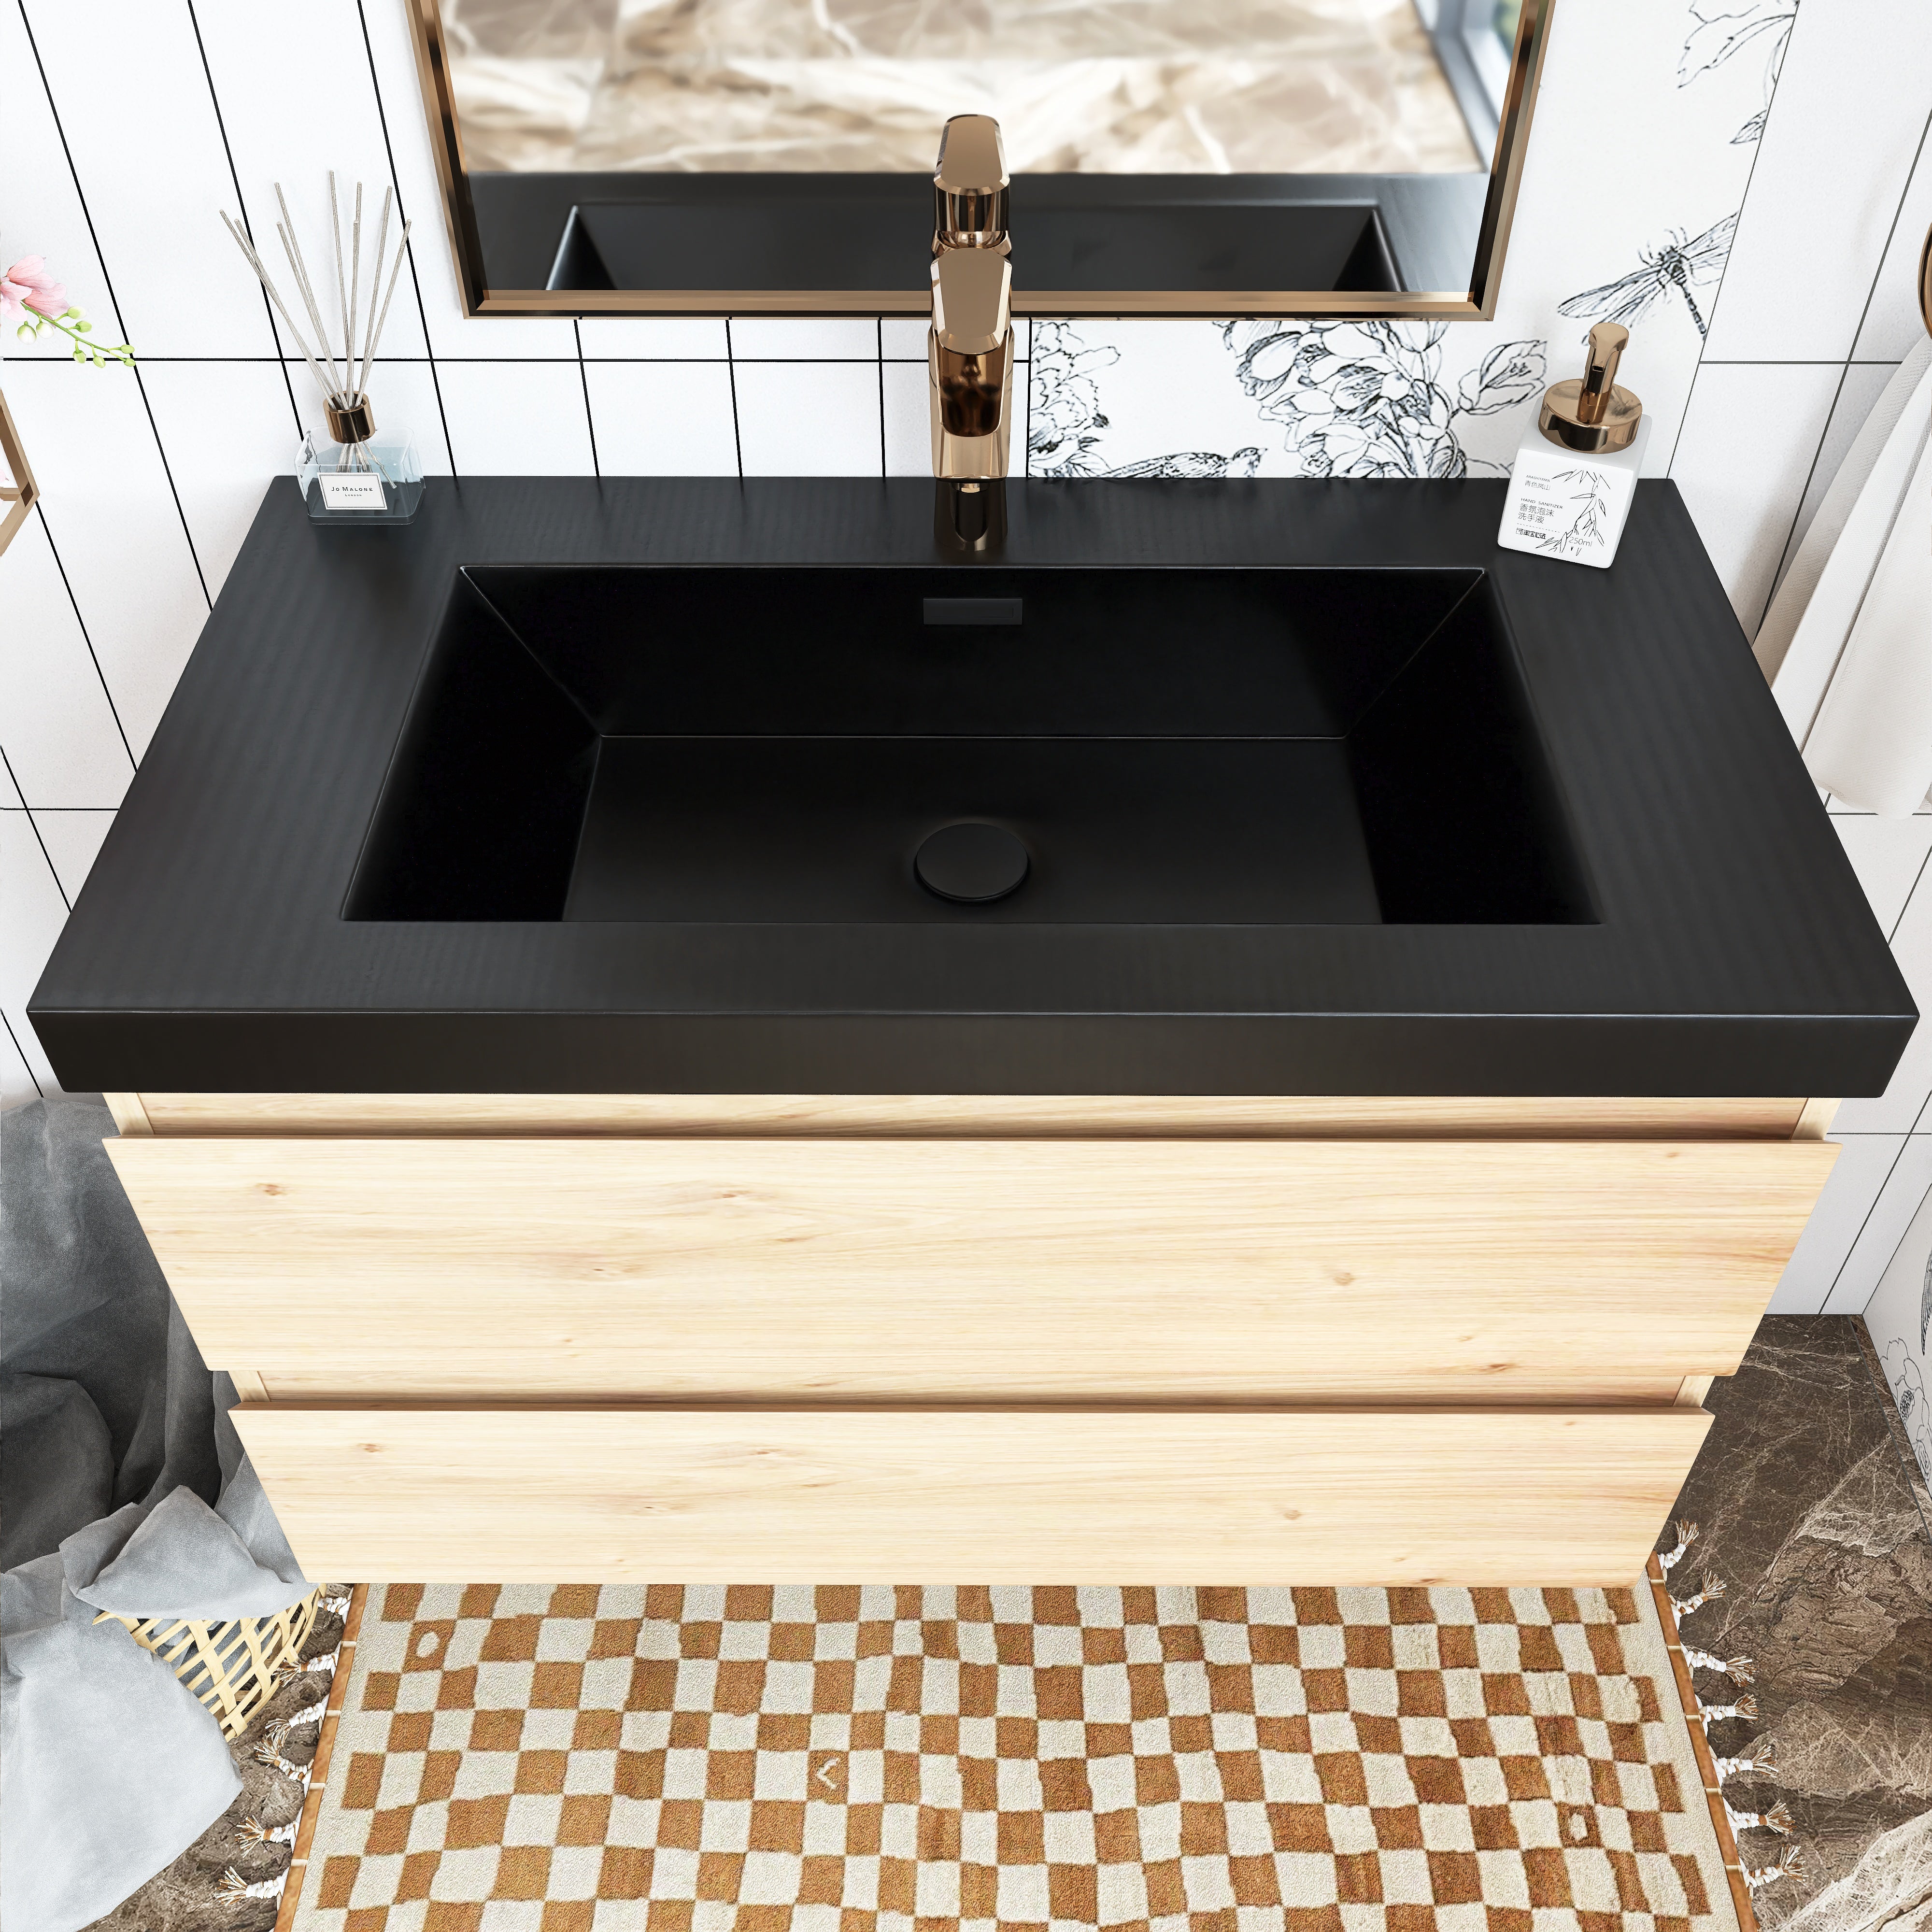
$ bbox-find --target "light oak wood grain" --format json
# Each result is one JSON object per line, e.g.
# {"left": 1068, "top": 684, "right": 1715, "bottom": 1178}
{"left": 1793, "top": 1098, "right": 1840, "bottom": 1141}
{"left": 127, "top": 1092, "right": 1811, "bottom": 1139}
{"left": 109, "top": 1136, "right": 1833, "bottom": 1399}
{"left": 104, "top": 1092, "right": 153, "bottom": 1136}
{"left": 230, "top": 1404, "right": 1714, "bottom": 1584}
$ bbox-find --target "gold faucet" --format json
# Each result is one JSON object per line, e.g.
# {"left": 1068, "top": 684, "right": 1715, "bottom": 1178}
{"left": 929, "top": 115, "right": 1012, "bottom": 532}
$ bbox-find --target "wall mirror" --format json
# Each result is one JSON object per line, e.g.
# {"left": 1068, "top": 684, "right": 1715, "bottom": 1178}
{"left": 407, "top": 0, "right": 1550, "bottom": 318}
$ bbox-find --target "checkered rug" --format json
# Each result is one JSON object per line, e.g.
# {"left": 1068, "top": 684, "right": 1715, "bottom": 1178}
{"left": 292, "top": 1583, "right": 1733, "bottom": 1932}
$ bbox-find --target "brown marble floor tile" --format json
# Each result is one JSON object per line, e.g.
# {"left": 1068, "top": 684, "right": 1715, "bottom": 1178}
{"left": 1662, "top": 1316, "right": 1932, "bottom": 1930}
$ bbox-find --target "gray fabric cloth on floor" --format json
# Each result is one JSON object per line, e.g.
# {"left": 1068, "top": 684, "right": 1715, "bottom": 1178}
{"left": 2, "top": 1095, "right": 312, "bottom": 1932}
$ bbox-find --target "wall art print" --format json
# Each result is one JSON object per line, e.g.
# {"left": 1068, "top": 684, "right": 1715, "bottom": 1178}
{"left": 1022, "top": 0, "right": 1773, "bottom": 484}
{"left": 1681, "top": 0, "right": 1799, "bottom": 145}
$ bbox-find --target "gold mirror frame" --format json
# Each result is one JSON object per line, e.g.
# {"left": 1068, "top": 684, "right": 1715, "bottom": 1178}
{"left": 406, "top": 0, "right": 1555, "bottom": 321}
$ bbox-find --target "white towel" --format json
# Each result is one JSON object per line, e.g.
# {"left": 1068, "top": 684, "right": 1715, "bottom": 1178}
{"left": 1802, "top": 387, "right": 1932, "bottom": 816}
{"left": 1760, "top": 344, "right": 1932, "bottom": 745}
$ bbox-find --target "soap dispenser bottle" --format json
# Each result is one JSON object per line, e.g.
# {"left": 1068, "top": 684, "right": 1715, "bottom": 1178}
{"left": 1498, "top": 322, "right": 1651, "bottom": 568}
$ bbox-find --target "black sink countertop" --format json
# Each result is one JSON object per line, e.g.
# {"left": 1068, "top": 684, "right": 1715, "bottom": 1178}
{"left": 29, "top": 477, "right": 1915, "bottom": 1096}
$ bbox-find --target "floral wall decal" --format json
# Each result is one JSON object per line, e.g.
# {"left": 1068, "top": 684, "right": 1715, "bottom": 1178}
{"left": 1028, "top": 321, "right": 1263, "bottom": 478}
{"left": 1558, "top": 213, "right": 1740, "bottom": 341}
{"left": 1680, "top": 0, "right": 1799, "bottom": 144}
{"left": 1221, "top": 321, "right": 1545, "bottom": 478}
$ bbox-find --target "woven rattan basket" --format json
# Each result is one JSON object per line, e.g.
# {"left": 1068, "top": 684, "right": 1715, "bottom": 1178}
{"left": 94, "top": 1589, "right": 320, "bottom": 1740}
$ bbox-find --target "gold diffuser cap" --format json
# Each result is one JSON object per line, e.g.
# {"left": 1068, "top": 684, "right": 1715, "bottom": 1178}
{"left": 325, "top": 393, "right": 375, "bottom": 444}
{"left": 1539, "top": 323, "right": 1642, "bottom": 454}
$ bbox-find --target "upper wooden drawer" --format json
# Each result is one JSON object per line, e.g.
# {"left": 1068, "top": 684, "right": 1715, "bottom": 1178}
{"left": 109, "top": 1135, "right": 1833, "bottom": 1401}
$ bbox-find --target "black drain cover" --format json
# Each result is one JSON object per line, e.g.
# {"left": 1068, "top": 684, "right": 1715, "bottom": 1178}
{"left": 914, "top": 822, "right": 1029, "bottom": 903}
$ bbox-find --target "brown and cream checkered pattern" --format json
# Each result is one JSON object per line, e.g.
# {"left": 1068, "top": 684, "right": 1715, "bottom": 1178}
{"left": 294, "top": 1583, "right": 1732, "bottom": 1932}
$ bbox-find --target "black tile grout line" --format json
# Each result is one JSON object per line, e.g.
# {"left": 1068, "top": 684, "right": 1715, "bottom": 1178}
{"left": 14, "top": 0, "right": 127, "bottom": 343}
{"left": 185, "top": 0, "right": 301, "bottom": 442}
{"left": 353, "top": 0, "right": 455, "bottom": 482}
{"left": 1, "top": 805, "right": 120, "bottom": 811}
{"left": 1754, "top": 361, "right": 1853, "bottom": 634}
{"left": 3, "top": 748, "right": 72, "bottom": 914}
{"left": 15, "top": 1, "right": 159, "bottom": 763}
{"left": 23, "top": 504, "right": 137, "bottom": 771}
{"left": 1022, "top": 354, "right": 1033, "bottom": 477}
{"left": 1754, "top": 107, "right": 1932, "bottom": 631}
{"left": 1842, "top": 108, "right": 1932, "bottom": 370}
{"left": 723, "top": 317, "right": 744, "bottom": 478}
{"left": 1660, "top": 27, "right": 1783, "bottom": 482}
{"left": 1822, "top": 1133, "right": 1919, "bottom": 1315}
{"left": 574, "top": 319, "right": 600, "bottom": 478}
{"left": 6, "top": 353, "right": 1033, "bottom": 365}
{"left": 1885, "top": 841, "right": 1932, "bottom": 949}
{"left": 0, "top": 1009, "right": 45, "bottom": 1101}
{"left": 876, "top": 319, "right": 887, "bottom": 478}
{"left": 23, "top": 5, "right": 205, "bottom": 612}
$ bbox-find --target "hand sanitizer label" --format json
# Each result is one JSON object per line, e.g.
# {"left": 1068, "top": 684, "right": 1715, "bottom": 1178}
{"left": 317, "top": 472, "right": 387, "bottom": 511}
{"left": 1496, "top": 419, "right": 1649, "bottom": 569}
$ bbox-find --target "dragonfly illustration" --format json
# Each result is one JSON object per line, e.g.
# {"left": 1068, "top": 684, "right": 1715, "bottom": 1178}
{"left": 1558, "top": 214, "right": 1739, "bottom": 340}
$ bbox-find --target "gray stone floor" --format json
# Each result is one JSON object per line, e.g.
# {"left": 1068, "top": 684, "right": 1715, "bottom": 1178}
{"left": 1663, "top": 1317, "right": 1932, "bottom": 1932}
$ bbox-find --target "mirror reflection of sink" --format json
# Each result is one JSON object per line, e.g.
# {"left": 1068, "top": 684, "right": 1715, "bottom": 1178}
{"left": 345, "top": 565, "right": 1595, "bottom": 927}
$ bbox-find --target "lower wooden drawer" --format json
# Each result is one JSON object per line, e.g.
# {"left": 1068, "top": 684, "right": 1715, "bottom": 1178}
{"left": 111, "top": 1135, "right": 1833, "bottom": 1402}
{"left": 231, "top": 1404, "right": 1713, "bottom": 1585}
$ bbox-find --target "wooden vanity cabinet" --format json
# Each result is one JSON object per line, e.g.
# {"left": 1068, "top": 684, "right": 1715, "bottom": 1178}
{"left": 101, "top": 1092, "right": 1836, "bottom": 1585}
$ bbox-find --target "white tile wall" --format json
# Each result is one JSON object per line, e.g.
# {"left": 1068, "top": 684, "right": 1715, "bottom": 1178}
{"left": 1855, "top": 129, "right": 1932, "bottom": 364}
{"left": 2, "top": 363, "right": 209, "bottom": 758}
{"left": 4, "top": 0, "right": 1932, "bottom": 1338}
{"left": 1776, "top": 361, "right": 1904, "bottom": 577}
{"left": 33, "top": 808, "right": 117, "bottom": 902}
{"left": 578, "top": 319, "right": 730, "bottom": 360}
{"left": 0, "top": 515, "right": 135, "bottom": 809}
{"left": 141, "top": 361, "right": 301, "bottom": 596}
{"left": 0, "top": 2, "right": 121, "bottom": 361}
{"left": 1668, "top": 362, "right": 1847, "bottom": 631}
{"left": 435, "top": 360, "right": 595, "bottom": 475}
{"left": 197, "top": 0, "right": 436, "bottom": 365}
{"left": 582, "top": 362, "right": 739, "bottom": 476}
{"left": 1822, "top": 1134, "right": 1932, "bottom": 1314}
{"left": 1702, "top": 0, "right": 1932, "bottom": 363}
{"left": 1769, "top": 1132, "right": 1909, "bottom": 1312}
{"left": 733, "top": 362, "right": 883, "bottom": 476}
{"left": 19, "top": 0, "right": 279, "bottom": 361}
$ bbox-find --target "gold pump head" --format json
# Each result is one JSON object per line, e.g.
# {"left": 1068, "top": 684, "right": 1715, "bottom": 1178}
{"left": 1539, "top": 323, "right": 1643, "bottom": 454}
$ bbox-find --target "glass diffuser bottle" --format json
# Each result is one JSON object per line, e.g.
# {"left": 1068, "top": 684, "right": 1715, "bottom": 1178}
{"left": 299, "top": 391, "right": 422, "bottom": 523}
{"left": 220, "top": 174, "right": 423, "bottom": 528}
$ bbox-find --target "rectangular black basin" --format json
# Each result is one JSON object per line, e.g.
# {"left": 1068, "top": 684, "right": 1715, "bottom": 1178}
{"left": 345, "top": 564, "right": 1594, "bottom": 926}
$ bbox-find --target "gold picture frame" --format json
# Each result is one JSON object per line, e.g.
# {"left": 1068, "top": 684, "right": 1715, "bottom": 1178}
{"left": 404, "top": 0, "right": 1555, "bottom": 321}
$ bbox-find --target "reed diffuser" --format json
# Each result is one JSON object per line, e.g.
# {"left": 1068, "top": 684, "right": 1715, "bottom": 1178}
{"left": 223, "top": 177, "right": 423, "bottom": 522}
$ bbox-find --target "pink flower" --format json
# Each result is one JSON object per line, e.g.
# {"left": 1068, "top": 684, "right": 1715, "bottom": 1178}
{"left": 1, "top": 256, "right": 70, "bottom": 324}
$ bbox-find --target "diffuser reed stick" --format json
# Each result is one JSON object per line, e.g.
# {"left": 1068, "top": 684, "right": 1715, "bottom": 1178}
{"left": 220, "top": 174, "right": 412, "bottom": 419}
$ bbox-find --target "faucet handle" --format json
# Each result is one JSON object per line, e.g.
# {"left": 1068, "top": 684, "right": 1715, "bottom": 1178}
{"left": 931, "top": 246, "right": 1011, "bottom": 357}
{"left": 934, "top": 115, "right": 1008, "bottom": 250}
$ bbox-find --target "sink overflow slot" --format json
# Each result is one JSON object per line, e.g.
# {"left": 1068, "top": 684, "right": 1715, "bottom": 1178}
{"left": 923, "top": 597, "right": 1022, "bottom": 626}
